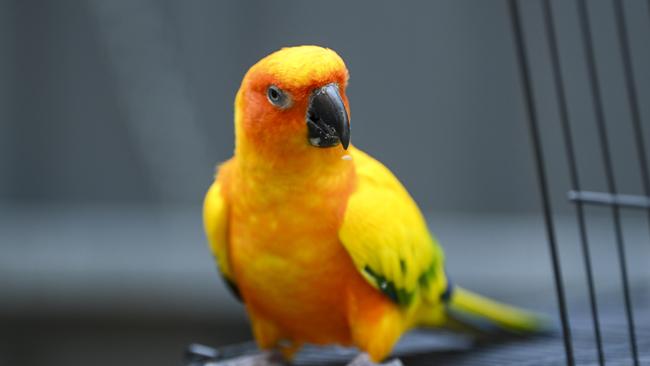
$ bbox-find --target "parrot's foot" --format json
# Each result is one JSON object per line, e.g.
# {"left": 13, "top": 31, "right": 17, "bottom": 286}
{"left": 205, "top": 351, "right": 286, "bottom": 366}
{"left": 347, "top": 353, "right": 403, "bottom": 366}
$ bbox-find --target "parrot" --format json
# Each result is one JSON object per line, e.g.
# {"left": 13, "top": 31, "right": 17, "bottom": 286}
{"left": 203, "top": 45, "right": 547, "bottom": 366}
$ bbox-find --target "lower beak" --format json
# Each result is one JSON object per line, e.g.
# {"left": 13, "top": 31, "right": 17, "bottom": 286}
{"left": 306, "top": 83, "right": 350, "bottom": 150}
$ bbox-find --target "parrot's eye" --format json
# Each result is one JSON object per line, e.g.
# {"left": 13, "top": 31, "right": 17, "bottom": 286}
{"left": 267, "top": 85, "right": 291, "bottom": 109}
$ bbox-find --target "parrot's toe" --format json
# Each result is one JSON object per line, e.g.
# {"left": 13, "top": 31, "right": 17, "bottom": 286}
{"left": 347, "top": 353, "right": 403, "bottom": 366}
{"left": 204, "top": 350, "right": 286, "bottom": 366}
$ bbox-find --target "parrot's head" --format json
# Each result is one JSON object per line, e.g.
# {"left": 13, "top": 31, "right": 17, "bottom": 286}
{"left": 235, "top": 46, "right": 351, "bottom": 164}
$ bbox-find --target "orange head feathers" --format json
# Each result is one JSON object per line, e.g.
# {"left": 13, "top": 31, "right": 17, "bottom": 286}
{"left": 234, "top": 46, "right": 351, "bottom": 165}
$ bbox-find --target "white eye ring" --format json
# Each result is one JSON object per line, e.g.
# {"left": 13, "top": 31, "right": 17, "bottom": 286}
{"left": 266, "top": 85, "right": 291, "bottom": 108}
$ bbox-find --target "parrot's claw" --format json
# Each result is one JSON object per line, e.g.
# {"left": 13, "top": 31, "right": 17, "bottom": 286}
{"left": 347, "top": 353, "right": 403, "bottom": 366}
{"left": 204, "top": 351, "right": 286, "bottom": 366}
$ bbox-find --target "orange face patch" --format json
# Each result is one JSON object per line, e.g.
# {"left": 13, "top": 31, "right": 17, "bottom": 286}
{"left": 235, "top": 46, "right": 350, "bottom": 153}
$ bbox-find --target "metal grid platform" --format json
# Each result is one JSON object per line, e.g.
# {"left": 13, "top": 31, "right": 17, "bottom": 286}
{"left": 185, "top": 300, "right": 650, "bottom": 366}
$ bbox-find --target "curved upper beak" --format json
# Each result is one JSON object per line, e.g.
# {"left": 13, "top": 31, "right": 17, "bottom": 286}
{"left": 306, "top": 83, "right": 350, "bottom": 150}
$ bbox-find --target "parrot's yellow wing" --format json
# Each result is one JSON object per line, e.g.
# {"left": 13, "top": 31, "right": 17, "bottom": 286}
{"left": 203, "top": 179, "right": 241, "bottom": 300}
{"left": 339, "top": 148, "right": 448, "bottom": 307}
{"left": 341, "top": 149, "right": 549, "bottom": 332}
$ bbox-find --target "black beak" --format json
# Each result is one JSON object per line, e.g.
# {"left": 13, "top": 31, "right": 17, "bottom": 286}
{"left": 306, "top": 83, "right": 350, "bottom": 150}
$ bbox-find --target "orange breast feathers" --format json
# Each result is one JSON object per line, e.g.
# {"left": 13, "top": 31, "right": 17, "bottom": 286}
{"left": 218, "top": 148, "right": 405, "bottom": 360}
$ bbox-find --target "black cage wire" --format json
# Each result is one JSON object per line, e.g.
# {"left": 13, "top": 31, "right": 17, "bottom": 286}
{"left": 185, "top": 1, "right": 650, "bottom": 365}
{"left": 512, "top": 0, "right": 649, "bottom": 365}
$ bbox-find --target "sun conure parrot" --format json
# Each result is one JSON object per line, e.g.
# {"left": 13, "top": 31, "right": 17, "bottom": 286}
{"left": 203, "top": 45, "right": 546, "bottom": 366}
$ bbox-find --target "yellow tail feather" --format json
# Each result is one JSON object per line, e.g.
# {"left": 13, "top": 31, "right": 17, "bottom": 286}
{"left": 444, "top": 286, "right": 551, "bottom": 335}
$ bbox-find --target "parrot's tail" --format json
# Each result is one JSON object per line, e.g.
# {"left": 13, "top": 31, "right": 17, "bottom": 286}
{"left": 442, "top": 286, "right": 551, "bottom": 335}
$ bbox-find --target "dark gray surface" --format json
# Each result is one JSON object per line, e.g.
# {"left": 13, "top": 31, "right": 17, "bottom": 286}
{"left": 186, "top": 295, "right": 650, "bottom": 366}
{"left": 1, "top": 206, "right": 649, "bottom": 366}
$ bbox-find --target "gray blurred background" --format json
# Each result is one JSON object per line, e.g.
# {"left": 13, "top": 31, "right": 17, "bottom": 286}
{"left": 1, "top": 1, "right": 649, "bottom": 365}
